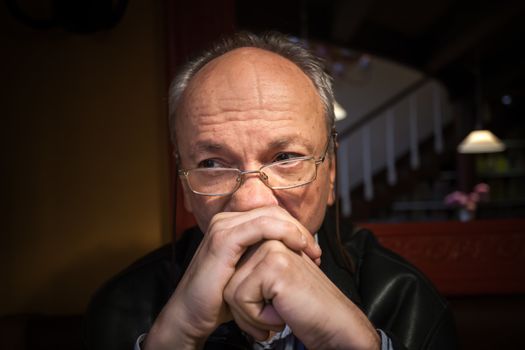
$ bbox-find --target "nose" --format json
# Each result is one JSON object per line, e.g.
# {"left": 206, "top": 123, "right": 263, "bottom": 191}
{"left": 227, "top": 171, "right": 278, "bottom": 212}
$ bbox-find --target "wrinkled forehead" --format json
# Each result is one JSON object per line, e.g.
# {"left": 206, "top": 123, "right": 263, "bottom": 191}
{"left": 174, "top": 47, "right": 326, "bottom": 139}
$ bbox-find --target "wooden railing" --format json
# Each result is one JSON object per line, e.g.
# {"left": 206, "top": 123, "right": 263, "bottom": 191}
{"left": 336, "top": 78, "right": 450, "bottom": 216}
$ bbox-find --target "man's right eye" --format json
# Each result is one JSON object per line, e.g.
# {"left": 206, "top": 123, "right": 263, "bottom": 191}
{"left": 198, "top": 159, "right": 221, "bottom": 168}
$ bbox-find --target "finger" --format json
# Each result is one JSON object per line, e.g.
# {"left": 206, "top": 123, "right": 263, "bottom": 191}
{"left": 207, "top": 218, "right": 305, "bottom": 265}
{"left": 228, "top": 295, "right": 286, "bottom": 341}
{"left": 227, "top": 242, "right": 322, "bottom": 309}
{"left": 258, "top": 304, "right": 285, "bottom": 328}
{"left": 226, "top": 290, "right": 285, "bottom": 340}
{"left": 225, "top": 252, "right": 289, "bottom": 328}
{"left": 234, "top": 314, "right": 270, "bottom": 342}
{"left": 211, "top": 206, "right": 319, "bottom": 253}
{"left": 225, "top": 245, "right": 287, "bottom": 330}
{"left": 226, "top": 241, "right": 286, "bottom": 293}
{"left": 208, "top": 207, "right": 321, "bottom": 262}
{"left": 227, "top": 286, "right": 286, "bottom": 331}
{"left": 230, "top": 302, "right": 285, "bottom": 335}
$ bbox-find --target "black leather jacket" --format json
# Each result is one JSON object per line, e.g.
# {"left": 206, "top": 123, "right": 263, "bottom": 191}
{"left": 84, "top": 214, "right": 458, "bottom": 349}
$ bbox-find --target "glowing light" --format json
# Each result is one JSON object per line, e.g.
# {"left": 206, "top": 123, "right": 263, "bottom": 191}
{"left": 334, "top": 101, "right": 347, "bottom": 121}
{"left": 457, "top": 130, "right": 505, "bottom": 153}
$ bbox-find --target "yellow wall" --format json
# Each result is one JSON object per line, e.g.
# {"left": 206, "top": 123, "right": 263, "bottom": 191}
{"left": 1, "top": 1, "right": 170, "bottom": 314}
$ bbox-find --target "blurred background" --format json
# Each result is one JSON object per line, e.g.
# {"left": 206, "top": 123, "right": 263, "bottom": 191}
{"left": 1, "top": 0, "right": 524, "bottom": 348}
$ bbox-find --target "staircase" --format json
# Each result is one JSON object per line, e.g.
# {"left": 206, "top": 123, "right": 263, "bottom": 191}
{"left": 335, "top": 77, "right": 454, "bottom": 220}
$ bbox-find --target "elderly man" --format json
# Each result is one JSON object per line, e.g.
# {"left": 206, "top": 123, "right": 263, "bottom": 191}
{"left": 85, "top": 32, "right": 457, "bottom": 350}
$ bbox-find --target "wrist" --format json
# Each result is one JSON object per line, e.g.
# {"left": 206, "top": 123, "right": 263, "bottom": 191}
{"left": 143, "top": 303, "right": 208, "bottom": 350}
{"left": 143, "top": 322, "right": 205, "bottom": 350}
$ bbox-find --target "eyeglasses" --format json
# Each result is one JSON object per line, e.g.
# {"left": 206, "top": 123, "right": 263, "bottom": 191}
{"left": 178, "top": 133, "right": 336, "bottom": 196}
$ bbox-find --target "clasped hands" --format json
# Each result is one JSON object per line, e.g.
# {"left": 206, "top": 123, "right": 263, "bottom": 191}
{"left": 144, "top": 206, "right": 379, "bottom": 350}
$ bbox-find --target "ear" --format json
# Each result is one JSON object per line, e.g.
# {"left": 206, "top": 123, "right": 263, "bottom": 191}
{"left": 327, "top": 155, "right": 337, "bottom": 205}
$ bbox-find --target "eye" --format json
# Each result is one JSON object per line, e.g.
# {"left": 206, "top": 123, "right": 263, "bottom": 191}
{"left": 198, "top": 159, "right": 222, "bottom": 168}
{"left": 274, "top": 152, "right": 301, "bottom": 162}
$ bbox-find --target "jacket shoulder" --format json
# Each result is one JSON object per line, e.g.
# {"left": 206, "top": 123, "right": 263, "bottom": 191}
{"left": 83, "top": 229, "right": 203, "bottom": 350}
{"left": 348, "top": 228, "right": 457, "bottom": 350}
{"left": 83, "top": 244, "right": 173, "bottom": 350}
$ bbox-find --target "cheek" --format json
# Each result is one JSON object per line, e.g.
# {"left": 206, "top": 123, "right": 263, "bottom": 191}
{"left": 303, "top": 170, "right": 332, "bottom": 231}
{"left": 304, "top": 182, "right": 330, "bottom": 232}
{"left": 276, "top": 177, "right": 330, "bottom": 234}
{"left": 189, "top": 196, "right": 228, "bottom": 233}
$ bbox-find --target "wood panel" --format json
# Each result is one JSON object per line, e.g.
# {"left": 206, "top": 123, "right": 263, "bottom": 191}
{"left": 359, "top": 220, "right": 525, "bottom": 295}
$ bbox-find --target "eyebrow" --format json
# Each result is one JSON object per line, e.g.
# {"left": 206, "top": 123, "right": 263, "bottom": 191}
{"left": 268, "top": 136, "right": 314, "bottom": 153}
{"left": 268, "top": 138, "right": 293, "bottom": 150}
{"left": 188, "top": 141, "right": 226, "bottom": 159}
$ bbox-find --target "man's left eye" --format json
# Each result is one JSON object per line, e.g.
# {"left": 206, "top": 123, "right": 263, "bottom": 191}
{"left": 198, "top": 159, "right": 222, "bottom": 168}
{"left": 274, "top": 153, "right": 300, "bottom": 162}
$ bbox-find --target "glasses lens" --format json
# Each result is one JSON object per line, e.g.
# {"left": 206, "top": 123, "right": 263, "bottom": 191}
{"left": 186, "top": 168, "right": 240, "bottom": 195}
{"left": 263, "top": 157, "right": 317, "bottom": 189}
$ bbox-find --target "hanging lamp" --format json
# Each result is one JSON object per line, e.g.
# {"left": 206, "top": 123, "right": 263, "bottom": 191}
{"left": 457, "top": 129, "right": 505, "bottom": 153}
{"left": 457, "top": 62, "right": 505, "bottom": 154}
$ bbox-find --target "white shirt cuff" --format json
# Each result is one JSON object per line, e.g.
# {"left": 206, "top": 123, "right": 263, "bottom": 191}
{"left": 134, "top": 333, "right": 147, "bottom": 350}
{"left": 378, "top": 329, "right": 394, "bottom": 350}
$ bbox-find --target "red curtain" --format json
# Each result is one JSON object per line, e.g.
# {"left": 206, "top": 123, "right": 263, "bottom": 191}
{"left": 165, "top": 0, "right": 235, "bottom": 237}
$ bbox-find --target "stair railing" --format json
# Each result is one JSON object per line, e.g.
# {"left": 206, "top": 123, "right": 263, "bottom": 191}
{"left": 336, "top": 77, "right": 450, "bottom": 216}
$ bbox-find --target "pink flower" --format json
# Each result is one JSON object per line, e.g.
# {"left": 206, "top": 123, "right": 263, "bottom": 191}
{"left": 444, "top": 183, "right": 490, "bottom": 210}
{"left": 444, "top": 191, "right": 467, "bottom": 206}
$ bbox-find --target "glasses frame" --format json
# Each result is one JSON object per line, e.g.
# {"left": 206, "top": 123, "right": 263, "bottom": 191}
{"left": 178, "top": 132, "right": 336, "bottom": 197}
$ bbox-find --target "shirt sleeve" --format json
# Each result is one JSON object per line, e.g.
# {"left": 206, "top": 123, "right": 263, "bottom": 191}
{"left": 134, "top": 333, "right": 147, "bottom": 350}
{"left": 378, "top": 329, "right": 394, "bottom": 350}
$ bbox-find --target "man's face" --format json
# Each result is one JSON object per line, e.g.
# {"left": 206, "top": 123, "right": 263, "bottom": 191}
{"left": 175, "top": 47, "right": 336, "bottom": 234}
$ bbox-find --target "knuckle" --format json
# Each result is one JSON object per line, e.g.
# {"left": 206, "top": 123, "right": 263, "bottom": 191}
{"left": 232, "top": 287, "right": 244, "bottom": 305}
{"left": 225, "top": 283, "right": 246, "bottom": 308}
{"left": 254, "top": 215, "right": 272, "bottom": 228}
{"left": 259, "top": 240, "right": 286, "bottom": 253}
{"left": 207, "top": 228, "right": 228, "bottom": 253}
{"left": 208, "top": 212, "right": 227, "bottom": 231}
{"left": 279, "top": 220, "right": 297, "bottom": 234}
{"left": 223, "top": 284, "right": 234, "bottom": 304}
{"left": 254, "top": 216, "right": 297, "bottom": 235}
{"left": 265, "top": 250, "right": 292, "bottom": 272}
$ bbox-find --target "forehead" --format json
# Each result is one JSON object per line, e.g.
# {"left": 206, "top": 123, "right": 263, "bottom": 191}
{"left": 175, "top": 47, "right": 326, "bottom": 150}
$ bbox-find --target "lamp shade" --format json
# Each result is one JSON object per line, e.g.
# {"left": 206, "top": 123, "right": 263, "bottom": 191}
{"left": 457, "top": 130, "right": 505, "bottom": 154}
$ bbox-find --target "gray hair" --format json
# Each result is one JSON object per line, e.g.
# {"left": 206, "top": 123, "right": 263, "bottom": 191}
{"left": 168, "top": 31, "right": 335, "bottom": 148}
